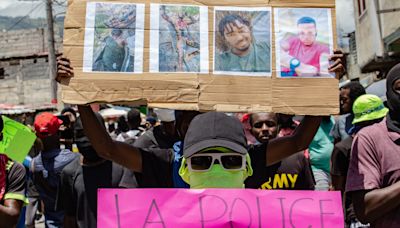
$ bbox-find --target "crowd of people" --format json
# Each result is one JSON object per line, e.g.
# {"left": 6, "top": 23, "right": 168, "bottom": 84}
{"left": 0, "top": 54, "right": 399, "bottom": 228}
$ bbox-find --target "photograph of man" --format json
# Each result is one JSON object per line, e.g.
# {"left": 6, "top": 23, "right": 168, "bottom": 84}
{"left": 214, "top": 7, "right": 271, "bottom": 76}
{"left": 83, "top": 2, "right": 144, "bottom": 73}
{"left": 275, "top": 8, "right": 333, "bottom": 77}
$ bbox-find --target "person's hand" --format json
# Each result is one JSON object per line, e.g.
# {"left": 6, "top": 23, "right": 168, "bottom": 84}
{"left": 56, "top": 55, "right": 74, "bottom": 83}
{"left": 328, "top": 49, "right": 346, "bottom": 78}
{"left": 280, "top": 51, "right": 291, "bottom": 68}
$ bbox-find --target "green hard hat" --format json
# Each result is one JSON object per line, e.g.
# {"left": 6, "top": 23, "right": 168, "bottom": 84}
{"left": 352, "top": 94, "right": 388, "bottom": 124}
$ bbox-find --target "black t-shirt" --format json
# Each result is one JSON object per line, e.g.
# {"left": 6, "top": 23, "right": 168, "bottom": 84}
{"left": 330, "top": 136, "right": 355, "bottom": 223}
{"left": 136, "top": 148, "right": 174, "bottom": 187}
{"left": 331, "top": 136, "right": 353, "bottom": 176}
{"left": 245, "top": 144, "right": 315, "bottom": 190}
{"left": 139, "top": 143, "right": 314, "bottom": 190}
{"left": 133, "top": 126, "right": 176, "bottom": 187}
{"left": 59, "top": 157, "right": 138, "bottom": 228}
{"left": 2, "top": 161, "right": 26, "bottom": 204}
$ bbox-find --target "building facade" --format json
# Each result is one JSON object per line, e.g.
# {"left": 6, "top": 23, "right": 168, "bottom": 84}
{"left": 353, "top": 0, "right": 400, "bottom": 79}
{"left": 0, "top": 28, "right": 62, "bottom": 111}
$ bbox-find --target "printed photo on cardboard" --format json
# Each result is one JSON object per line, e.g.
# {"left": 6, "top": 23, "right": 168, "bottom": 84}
{"left": 213, "top": 7, "right": 272, "bottom": 76}
{"left": 149, "top": 4, "right": 209, "bottom": 73}
{"left": 275, "top": 8, "right": 334, "bottom": 78}
{"left": 83, "top": 2, "right": 145, "bottom": 73}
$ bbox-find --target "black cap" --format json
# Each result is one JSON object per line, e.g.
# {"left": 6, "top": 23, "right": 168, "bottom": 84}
{"left": 183, "top": 112, "right": 248, "bottom": 158}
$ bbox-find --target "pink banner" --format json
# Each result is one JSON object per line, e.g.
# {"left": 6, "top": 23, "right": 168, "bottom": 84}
{"left": 98, "top": 189, "right": 343, "bottom": 228}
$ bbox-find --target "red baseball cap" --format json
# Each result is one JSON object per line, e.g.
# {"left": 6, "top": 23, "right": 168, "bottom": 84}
{"left": 34, "top": 112, "right": 62, "bottom": 138}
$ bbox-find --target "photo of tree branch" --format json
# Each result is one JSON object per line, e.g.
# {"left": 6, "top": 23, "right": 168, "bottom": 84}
{"left": 158, "top": 5, "right": 200, "bottom": 72}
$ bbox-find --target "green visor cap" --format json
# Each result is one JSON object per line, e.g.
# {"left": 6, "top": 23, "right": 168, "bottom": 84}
{"left": 352, "top": 94, "right": 389, "bottom": 124}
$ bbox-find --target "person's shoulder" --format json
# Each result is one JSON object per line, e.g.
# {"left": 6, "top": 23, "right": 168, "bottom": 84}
{"left": 247, "top": 143, "right": 259, "bottom": 152}
{"left": 274, "top": 151, "right": 306, "bottom": 172}
{"left": 134, "top": 128, "right": 156, "bottom": 148}
{"left": 286, "top": 151, "right": 306, "bottom": 162}
{"left": 338, "top": 113, "right": 350, "bottom": 122}
{"left": 62, "top": 157, "right": 81, "bottom": 175}
{"left": 357, "top": 120, "right": 386, "bottom": 139}
{"left": 59, "top": 149, "right": 79, "bottom": 160}
{"left": 255, "top": 40, "right": 271, "bottom": 50}
{"left": 315, "top": 41, "right": 329, "bottom": 52}
{"left": 287, "top": 36, "right": 300, "bottom": 44}
{"left": 7, "top": 160, "right": 25, "bottom": 175}
{"left": 6, "top": 161, "right": 26, "bottom": 187}
{"left": 31, "top": 153, "right": 41, "bottom": 162}
{"left": 247, "top": 143, "right": 267, "bottom": 156}
{"left": 217, "top": 51, "right": 231, "bottom": 60}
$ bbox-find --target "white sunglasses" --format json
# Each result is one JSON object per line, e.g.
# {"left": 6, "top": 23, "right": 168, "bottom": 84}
{"left": 187, "top": 152, "right": 246, "bottom": 172}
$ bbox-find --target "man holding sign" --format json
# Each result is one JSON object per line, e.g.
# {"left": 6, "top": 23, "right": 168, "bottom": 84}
{"left": 56, "top": 49, "right": 345, "bottom": 189}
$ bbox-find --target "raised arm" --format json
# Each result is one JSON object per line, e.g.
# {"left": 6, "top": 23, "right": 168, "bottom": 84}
{"left": 57, "top": 57, "right": 143, "bottom": 172}
{"left": 78, "top": 105, "right": 142, "bottom": 172}
{"left": 266, "top": 116, "right": 322, "bottom": 165}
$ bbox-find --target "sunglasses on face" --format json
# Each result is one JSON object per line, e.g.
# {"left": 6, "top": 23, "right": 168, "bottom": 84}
{"left": 187, "top": 152, "right": 246, "bottom": 172}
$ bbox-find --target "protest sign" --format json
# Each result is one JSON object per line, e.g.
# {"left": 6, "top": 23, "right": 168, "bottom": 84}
{"left": 98, "top": 188, "right": 344, "bottom": 228}
{"left": 62, "top": 0, "right": 338, "bottom": 115}
{"left": 0, "top": 116, "right": 36, "bottom": 162}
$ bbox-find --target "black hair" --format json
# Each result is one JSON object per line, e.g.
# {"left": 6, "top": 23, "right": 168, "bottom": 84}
{"left": 116, "top": 115, "right": 129, "bottom": 134}
{"left": 341, "top": 82, "right": 366, "bottom": 104}
{"left": 218, "top": 14, "right": 251, "bottom": 37}
{"left": 61, "top": 107, "right": 77, "bottom": 118}
{"left": 127, "top": 108, "right": 141, "bottom": 129}
{"left": 249, "top": 113, "right": 255, "bottom": 126}
{"left": 297, "top": 17, "right": 316, "bottom": 25}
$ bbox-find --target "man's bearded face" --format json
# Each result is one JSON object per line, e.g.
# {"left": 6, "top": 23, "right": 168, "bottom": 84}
{"left": 223, "top": 20, "right": 252, "bottom": 52}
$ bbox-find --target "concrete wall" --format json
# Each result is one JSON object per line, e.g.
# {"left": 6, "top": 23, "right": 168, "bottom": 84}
{"left": 0, "top": 28, "right": 63, "bottom": 58}
{"left": 353, "top": 0, "right": 383, "bottom": 67}
{"left": 379, "top": 0, "right": 400, "bottom": 39}
{"left": 0, "top": 28, "right": 62, "bottom": 106}
{"left": 0, "top": 57, "right": 52, "bottom": 105}
{"left": 353, "top": 0, "right": 400, "bottom": 66}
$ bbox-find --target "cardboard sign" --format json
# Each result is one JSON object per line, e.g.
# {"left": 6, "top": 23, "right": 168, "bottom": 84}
{"left": 98, "top": 188, "right": 344, "bottom": 228}
{"left": 62, "top": 0, "right": 338, "bottom": 115}
{"left": 0, "top": 116, "right": 36, "bottom": 162}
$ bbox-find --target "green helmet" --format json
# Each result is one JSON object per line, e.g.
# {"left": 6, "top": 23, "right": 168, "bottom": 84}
{"left": 352, "top": 94, "right": 388, "bottom": 124}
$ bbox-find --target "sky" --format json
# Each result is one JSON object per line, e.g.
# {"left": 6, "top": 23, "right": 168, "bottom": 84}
{"left": 0, "top": 0, "right": 355, "bottom": 29}
{"left": 0, "top": 0, "right": 355, "bottom": 48}
{"left": 336, "top": 0, "right": 356, "bottom": 33}
{"left": 0, "top": 0, "right": 66, "bottom": 18}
